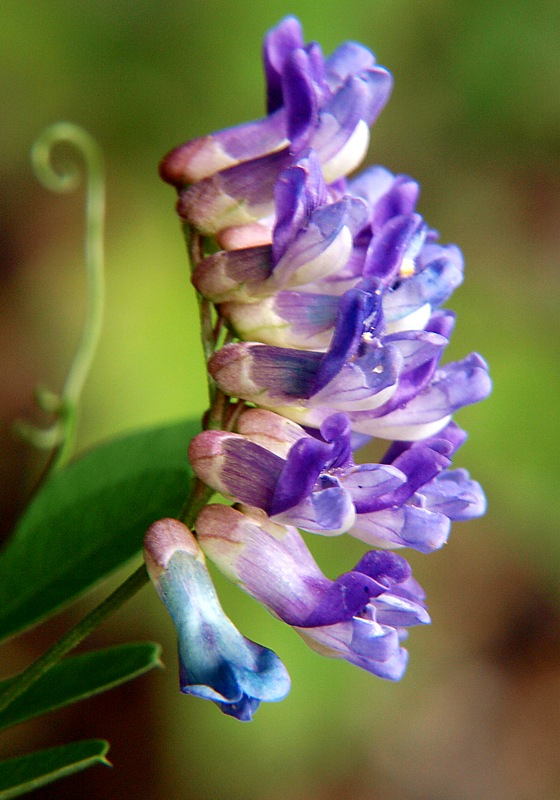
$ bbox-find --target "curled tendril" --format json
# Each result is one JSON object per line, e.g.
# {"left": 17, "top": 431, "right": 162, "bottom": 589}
{"left": 15, "top": 122, "right": 105, "bottom": 471}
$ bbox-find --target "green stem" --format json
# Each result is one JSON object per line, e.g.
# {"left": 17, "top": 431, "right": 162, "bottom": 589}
{"left": 179, "top": 478, "right": 215, "bottom": 529}
{"left": 0, "top": 564, "right": 148, "bottom": 716}
{"left": 185, "top": 226, "right": 221, "bottom": 405}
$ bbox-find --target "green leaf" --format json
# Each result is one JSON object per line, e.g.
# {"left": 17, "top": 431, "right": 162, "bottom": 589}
{"left": 0, "top": 740, "right": 110, "bottom": 798}
{"left": 0, "top": 642, "right": 162, "bottom": 731}
{"left": 0, "top": 419, "right": 199, "bottom": 643}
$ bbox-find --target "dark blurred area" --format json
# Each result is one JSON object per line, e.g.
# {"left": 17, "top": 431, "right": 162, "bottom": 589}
{"left": 1, "top": 1, "right": 559, "bottom": 798}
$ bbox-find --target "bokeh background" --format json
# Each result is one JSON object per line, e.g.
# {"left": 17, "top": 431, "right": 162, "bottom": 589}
{"left": 2, "top": 1, "right": 560, "bottom": 798}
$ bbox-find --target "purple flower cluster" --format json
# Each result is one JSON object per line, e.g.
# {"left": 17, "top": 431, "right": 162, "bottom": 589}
{"left": 147, "top": 17, "right": 491, "bottom": 720}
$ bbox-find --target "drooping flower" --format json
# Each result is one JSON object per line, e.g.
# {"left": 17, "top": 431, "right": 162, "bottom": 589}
{"left": 143, "top": 518, "right": 290, "bottom": 720}
{"left": 196, "top": 504, "right": 430, "bottom": 680}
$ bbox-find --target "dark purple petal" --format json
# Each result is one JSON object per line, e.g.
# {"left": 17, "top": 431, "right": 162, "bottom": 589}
{"left": 250, "top": 345, "right": 323, "bottom": 398}
{"left": 312, "top": 278, "right": 383, "bottom": 393}
{"left": 353, "top": 550, "right": 412, "bottom": 586}
{"left": 269, "top": 436, "right": 331, "bottom": 515}
{"left": 273, "top": 152, "right": 329, "bottom": 263}
{"left": 372, "top": 175, "right": 420, "bottom": 229}
{"left": 319, "top": 413, "right": 353, "bottom": 467}
{"left": 263, "top": 16, "right": 305, "bottom": 113}
{"left": 360, "top": 441, "right": 451, "bottom": 511}
{"left": 299, "top": 571, "right": 385, "bottom": 627}
{"left": 364, "top": 214, "right": 427, "bottom": 284}
{"left": 283, "top": 49, "right": 321, "bottom": 150}
{"left": 381, "top": 421, "right": 468, "bottom": 465}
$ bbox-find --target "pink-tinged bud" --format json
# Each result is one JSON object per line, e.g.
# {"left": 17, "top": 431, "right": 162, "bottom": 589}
{"left": 195, "top": 504, "right": 290, "bottom": 584}
{"left": 208, "top": 343, "right": 263, "bottom": 400}
{"left": 187, "top": 431, "right": 233, "bottom": 494}
{"left": 143, "top": 518, "right": 202, "bottom": 581}
{"left": 191, "top": 246, "right": 274, "bottom": 305}
{"left": 177, "top": 150, "right": 290, "bottom": 235}
{"left": 159, "top": 136, "right": 239, "bottom": 187}
{"left": 217, "top": 222, "right": 273, "bottom": 251}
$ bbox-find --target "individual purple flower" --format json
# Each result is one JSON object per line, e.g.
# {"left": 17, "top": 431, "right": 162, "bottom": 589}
{"left": 188, "top": 408, "right": 485, "bottom": 551}
{"left": 161, "top": 17, "right": 392, "bottom": 182}
{"left": 143, "top": 518, "right": 290, "bottom": 720}
{"left": 191, "top": 152, "right": 367, "bottom": 286}
{"left": 161, "top": 17, "right": 392, "bottom": 234}
{"left": 207, "top": 277, "right": 490, "bottom": 440}
{"left": 195, "top": 504, "right": 429, "bottom": 680}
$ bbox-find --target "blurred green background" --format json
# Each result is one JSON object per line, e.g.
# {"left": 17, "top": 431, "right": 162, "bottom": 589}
{"left": 1, "top": 1, "right": 560, "bottom": 798}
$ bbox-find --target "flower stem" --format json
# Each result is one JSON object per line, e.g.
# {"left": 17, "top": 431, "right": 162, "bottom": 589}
{"left": 0, "top": 564, "right": 149, "bottom": 716}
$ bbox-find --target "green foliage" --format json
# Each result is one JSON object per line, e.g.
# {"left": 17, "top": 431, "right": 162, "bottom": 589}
{"left": 0, "top": 419, "right": 198, "bottom": 643}
{"left": 0, "top": 421, "right": 199, "bottom": 793}
{"left": 0, "top": 740, "right": 110, "bottom": 799}
{"left": 0, "top": 643, "right": 161, "bottom": 731}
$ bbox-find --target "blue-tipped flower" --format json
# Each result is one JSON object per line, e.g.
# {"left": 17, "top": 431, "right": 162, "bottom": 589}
{"left": 196, "top": 504, "right": 429, "bottom": 680}
{"left": 188, "top": 409, "right": 486, "bottom": 550}
{"left": 143, "top": 518, "right": 290, "bottom": 720}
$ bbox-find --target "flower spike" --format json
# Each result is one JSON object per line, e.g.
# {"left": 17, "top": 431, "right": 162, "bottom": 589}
{"left": 157, "top": 15, "right": 491, "bottom": 714}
